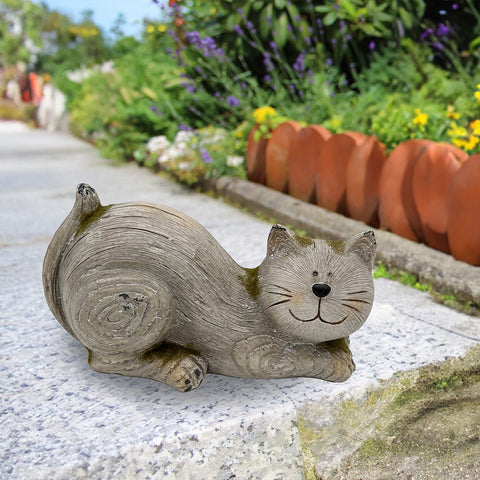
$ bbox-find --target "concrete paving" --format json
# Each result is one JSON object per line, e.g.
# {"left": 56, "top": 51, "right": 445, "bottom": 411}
{"left": 1, "top": 121, "right": 479, "bottom": 479}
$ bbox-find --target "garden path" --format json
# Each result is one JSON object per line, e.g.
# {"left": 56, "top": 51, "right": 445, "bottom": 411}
{"left": 1, "top": 121, "right": 479, "bottom": 479}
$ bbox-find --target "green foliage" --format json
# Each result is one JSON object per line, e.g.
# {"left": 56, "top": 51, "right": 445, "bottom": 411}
{"left": 373, "top": 262, "right": 430, "bottom": 292}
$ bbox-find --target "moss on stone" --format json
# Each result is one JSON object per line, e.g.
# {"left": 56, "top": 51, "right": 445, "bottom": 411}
{"left": 238, "top": 266, "right": 261, "bottom": 300}
{"left": 295, "top": 233, "right": 314, "bottom": 247}
{"left": 327, "top": 239, "right": 345, "bottom": 255}
{"left": 75, "top": 204, "right": 112, "bottom": 238}
{"left": 298, "top": 345, "right": 480, "bottom": 479}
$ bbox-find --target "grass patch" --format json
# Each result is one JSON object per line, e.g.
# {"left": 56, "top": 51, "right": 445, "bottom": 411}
{"left": 374, "top": 261, "right": 480, "bottom": 316}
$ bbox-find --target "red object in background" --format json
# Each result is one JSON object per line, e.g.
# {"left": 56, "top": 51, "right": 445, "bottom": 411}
{"left": 287, "top": 125, "right": 331, "bottom": 203}
{"left": 169, "top": 0, "right": 178, "bottom": 6}
{"left": 265, "top": 121, "right": 302, "bottom": 193}
{"left": 412, "top": 143, "right": 465, "bottom": 253}
{"left": 346, "top": 135, "right": 386, "bottom": 227}
{"left": 20, "top": 75, "right": 31, "bottom": 102}
{"left": 315, "top": 132, "right": 365, "bottom": 216}
{"left": 378, "top": 139, "right": 432, "bottom": 242}
{"left": 246, "top": 125, "right": 268, "bottom": 184}
{"left": 447, "top": 154, "right": 480, "bottom": 266}
{"left": 29, "top": 72, "right": 43, "bottom": 105}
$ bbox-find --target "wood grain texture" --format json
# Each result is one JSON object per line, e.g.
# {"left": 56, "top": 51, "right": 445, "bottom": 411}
{"left": 43, "top": 184, "right": 376, "bottom": 392}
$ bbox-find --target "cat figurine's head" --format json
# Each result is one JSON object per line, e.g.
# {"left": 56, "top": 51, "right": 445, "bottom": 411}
{"left": 259, "top": 225, "right": 376, "bottom": 343}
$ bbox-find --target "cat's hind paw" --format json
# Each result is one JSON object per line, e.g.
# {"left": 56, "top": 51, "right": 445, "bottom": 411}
{"left": 165, "top": 354, "right": 208, "bottom": 392}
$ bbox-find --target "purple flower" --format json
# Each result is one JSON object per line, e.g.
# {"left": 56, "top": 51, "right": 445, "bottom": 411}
{"left": 179, "top": 123, "right": 193, "bottom": 131}
{"left": 263, "top": 52, "right": 274, "bottom": 72}
{"left": 326, "top": 58, "right": 333, "bottom": 67}
{"left": 264, "top": 74, "right": 272, "bottom": 83}
{"left": 369, "top": 41, "right": 375, "bottom": 50}
{"left": 226, "top": 95, "right": 241, "bottom": 107}
{"left": 182, "top": 83, "right": 195, "bottom": 94}
{"left": 266, "top": 16, "right": 273, "bottom": 27}
{"left": 436, "top": 23, "right": 451, "bottom": 37}
{"left": 432, "top": 41, "right": 444, "bottom": 51}
{"left": 269, "top": 41, "right": 278, "bottom": 52}
{"left": 246, "top": 21, "right": 257, "bottom": 34}
{"left": 452, "top": 3, "right": 458, "bottom": 10}
{"left": 233, "top": 25, "right": 243, "bottom": 36}
{"left": 199, "top": 147, "right": 213, "bottom": 163}
{"left": 150, "top": 106, "right": 163, "bottom": 117}
{"left": 421, "top": 28, "right": 433, "bottom": 40}
{"left": 186, "top": 31, "right": 201, "bottom": 46}
{"left": 293, "top": 52, "right": 306, "bottom": 74}
{"left": 186, "top": 31, "right": 225, "bottom": 60}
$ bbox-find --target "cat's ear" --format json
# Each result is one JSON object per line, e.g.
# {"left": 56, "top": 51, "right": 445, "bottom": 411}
{"left": 345, "top": 231, "right": 376, "bottom": 269}
{"left": 267, "top": 224, "right": 298, "bottom": 256}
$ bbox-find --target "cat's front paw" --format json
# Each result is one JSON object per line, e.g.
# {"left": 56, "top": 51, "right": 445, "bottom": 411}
{"left": 165, "top": 354, "right": 208, "bottom": 392}
{"left": 329, "top": 354, "right": 355, "bottom": 382}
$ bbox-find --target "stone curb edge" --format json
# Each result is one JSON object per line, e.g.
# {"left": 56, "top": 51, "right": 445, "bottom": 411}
{"left": 210, "top": 176, "right": 480, "bottom": 306}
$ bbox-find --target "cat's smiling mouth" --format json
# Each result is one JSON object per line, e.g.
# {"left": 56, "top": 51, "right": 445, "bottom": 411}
{"left": 288, "top": 300, "right": 347, "bottom": 325}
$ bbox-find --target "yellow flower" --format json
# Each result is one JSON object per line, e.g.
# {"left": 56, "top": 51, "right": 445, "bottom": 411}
{"left": 452, "top": 137, "right": 467, "bottom": 149}
{"left": 253, "top": 106, "right": 276, "bottom": 124}
{"left": 471, "top": 119, "right": 480, "bottom": 136}
{"left": 146, "top": 25, "right": 155, "bottom": 34}
{"left": 446, "top": 105, "right": 460, "bottom": 120}
{"left": 448, "top": 121, "right": 468, "bottom": 138}
{"left": 475, "top": 91, "right": 480, "bottom": 103}
{"left": 331, "top": 116, "right": 341, "bottom": 129}
{"left": 412, "top": 109, "right": 428, "bottom": 130}
{"left": 158, "top": 24, "right": 167, "bottom": 33}
{"left": 464, "top": 135, "right": 479, "bottom": 151}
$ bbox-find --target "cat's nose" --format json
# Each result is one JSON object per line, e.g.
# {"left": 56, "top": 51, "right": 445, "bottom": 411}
{"left": 312, "top": 283, "right": 331, "bottom": 298}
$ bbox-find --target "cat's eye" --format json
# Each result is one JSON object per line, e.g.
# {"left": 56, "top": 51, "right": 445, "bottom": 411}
{"left": 313, "top": 271, "right": 318, "bottom": 277}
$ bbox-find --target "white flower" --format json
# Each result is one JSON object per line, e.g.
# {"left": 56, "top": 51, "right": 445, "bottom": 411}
{"left": 226, "top": 155, "right": 244, "bottom": 167}
{"left": 147, "top": 135, "right": 171, "bottom": 154}
{"left": 174, "top": 130, "right": 195, "bottom": 144}
{"left": 177, "top": 162, "right": 190, "bottom": 171}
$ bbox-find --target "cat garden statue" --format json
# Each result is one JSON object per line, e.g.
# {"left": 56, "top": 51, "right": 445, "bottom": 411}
{"left": 43, "top": 184, "right": 376, "bottom": 392}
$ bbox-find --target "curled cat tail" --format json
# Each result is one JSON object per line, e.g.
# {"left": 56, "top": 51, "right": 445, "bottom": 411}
{"left": 42, "top": 184, "right": 103, "bottom": 337}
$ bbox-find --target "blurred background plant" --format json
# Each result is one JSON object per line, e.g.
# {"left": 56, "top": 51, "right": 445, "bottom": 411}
{"left": 1, "top": 0, "right": 480, "bottom": 176}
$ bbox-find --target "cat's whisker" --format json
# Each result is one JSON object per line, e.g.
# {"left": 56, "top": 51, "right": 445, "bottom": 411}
{"left": 347, "top": 290, "right": 368, "bottom": 295}
{"left": 267, "top": 291, "right": 293, "bottom": 298}
{"left": 266, "top": 299, "right": 291, "bottom": 309}
{"left": 341, "top": 298, "right": 370, "bottom": 305}
{"left": 341, "top": 302, "right": 361, "bottom": 313}
{"left": 266, "top": 284, "right": 292, "bottom": 293}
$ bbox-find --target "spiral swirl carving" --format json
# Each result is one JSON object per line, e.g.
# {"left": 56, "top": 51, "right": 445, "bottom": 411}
{"left": 62, "top": 269, "right": 173, "bottom": 355}
{"left": 233, "top": 335, "right": 317, "bottom": 378}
